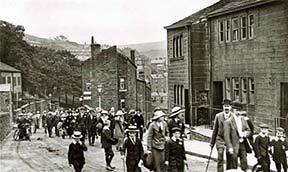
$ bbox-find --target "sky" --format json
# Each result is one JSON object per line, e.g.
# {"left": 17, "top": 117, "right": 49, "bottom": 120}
{"left": 0, "top": 0, "right": 218, "bottom": 45}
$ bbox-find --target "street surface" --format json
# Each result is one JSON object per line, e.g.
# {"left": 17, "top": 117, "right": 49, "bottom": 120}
{"left": 0, "top": 129, "right": 217, "bottom": 172}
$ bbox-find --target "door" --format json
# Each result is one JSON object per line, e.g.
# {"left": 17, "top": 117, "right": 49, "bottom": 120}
{"left": 280, "top": 83, "right": 288, "bottom": 135}
{"left": 184, "top": 89, "right": 190, "bottom": 125}
{"left": 213, "top": 82, "right": 223, "bottom": 119}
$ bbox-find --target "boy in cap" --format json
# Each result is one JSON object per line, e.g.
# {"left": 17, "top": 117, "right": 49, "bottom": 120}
{"left": 270, "top": 127, "right": 288, "bottom": 172}
{"left": 121, "top": 125, "right": 144, "bottom": 172}
{"left": 254, "top": 124, "right": 270, "bottom": 172}
{"left": 165, "top": 127, "right": 188, "bottom": 172}
{"left": 101, "top": 120, "right": 116, "bottom": 171}
{"left": 68, "top": 131, "right": 88, "bottom": 172}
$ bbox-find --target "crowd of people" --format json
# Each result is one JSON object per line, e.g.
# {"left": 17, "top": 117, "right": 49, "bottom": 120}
{"left": 210, "top": 99, "right": 288, "bottom": 172}
{"left": 15, "top": 101, "right": 287, "bottom": 172}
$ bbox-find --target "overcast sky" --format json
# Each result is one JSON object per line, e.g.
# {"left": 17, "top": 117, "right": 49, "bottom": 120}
{"left": 1, "top": 0, "right": 218, "bottom": 45}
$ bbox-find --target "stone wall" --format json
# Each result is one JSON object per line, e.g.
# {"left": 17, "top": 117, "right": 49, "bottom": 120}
{"left": 0, "top": 112, "right": 11, "bottom": 141}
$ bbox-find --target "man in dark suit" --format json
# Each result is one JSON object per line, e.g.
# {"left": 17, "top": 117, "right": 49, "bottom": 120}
{"left": 210, "top": 99, "right": 232, "bottom": 172}
{"left": 101, "top": 120, "right": 116, "bottom": 171}
{"left": 121, "top": 125, "right": 144, "bottom": 172}
{"left": 86, "top": 111, "right": 97, "bottom": 145}
{"left": 224, "top": 100, "right": 251, "bottom": 171}
{"left": 46, "top": 112, "right": 54, "bottom": 137}
{"left": 131, "top": 110, "right": 145, "bottom": 140}
{"left": 167, "top": 106, "right": 185, "bottom": 138}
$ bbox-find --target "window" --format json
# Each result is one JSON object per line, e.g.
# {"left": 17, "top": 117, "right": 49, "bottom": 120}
{"left": 232, "top": 18, "right": 239, "bottom": 41}
{"left": 248, "top": 14, "right": 254, "bottom": 39}
{"left": 241, "top": 78, "right": 247, "bottom": 104}
{"left": 219, "top": 20, "right": 224, "bottom": 42}
{"left": 1, "top": 77, "right": 6, "bottom": 84}
{"left": 225, "top": 19, "right": 231, "bottom": 42}
{"left": 174, "top": 85, "right": 177, "bottom": 104}
{"left": 176, "top": 85, "right": 180, "bottom": 105}
{"left": 248, "top": 78, "right": 255, "bottom": 105}
{"left": 13, "top": 77, "right": 16, "bottom": 86}
{"left": 176, "top": 37, "right": 179, "bottom": 57}
{"left": 172, "top": 35, "right": 183, "bottom": 58}
{"left": 225, "top": 78, "right": 231, "bottom": 100}
{"left": 241, "top": 16, "right": 247, "bottom": 40}
{"left": 180, "top": 85, "right": 183, "bottom": 106}
{"left": 7, "top": 77, "right": 11, "bottom": 84}
{"left": 173, "top": 38, "right": 176, "bottom": 57}
{"left": 232, "top": 78, "right": 240, "bottom": 101}
{"left": 120, "top": 78, "right": 125, "bottom": 90}
{"left": 179, "top": 35, "right": 183, "bottom": 57}
{"left": 18, "top": 77, "right": 21, "bottom": 85}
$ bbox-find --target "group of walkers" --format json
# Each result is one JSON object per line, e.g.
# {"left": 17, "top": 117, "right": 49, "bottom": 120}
{"left": 210, "top": 99, "right": 288, "bottom": 172}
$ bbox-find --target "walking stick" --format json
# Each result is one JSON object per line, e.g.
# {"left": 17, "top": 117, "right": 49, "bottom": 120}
{"left": 205, "top": 147, "right": 213, "bottom": 172}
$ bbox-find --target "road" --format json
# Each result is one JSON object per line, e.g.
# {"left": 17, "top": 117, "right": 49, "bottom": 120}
{"left": 0, "top": 129, "right": 217, "bottom": 172}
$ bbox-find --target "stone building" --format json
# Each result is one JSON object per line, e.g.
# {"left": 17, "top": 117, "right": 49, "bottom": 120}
{"left": 165, "top": 0, "right": 288, "bottom": 131}
{"left": 208, "top": 0, "right": 288, "bottom": 131}
{"left": 82, "top": 37, "right": 152, "bottom": 123}
{"left": 0, "top": 62, "right": 22, "bottom": 109}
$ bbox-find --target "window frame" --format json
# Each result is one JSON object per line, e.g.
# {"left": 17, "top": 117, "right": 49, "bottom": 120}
{"left": 248, "top": 14, "right": 255, "bottom": 39}
{"left": 225, "top": 78, "right": 231, "bottom": 100}
{"left": 225, "top": 19, "right": 231, "bottom": 42}
{"left": 241, "top": 78, "right": 247, "bottom": 104}
{"left": 232, "top": 17, "right": 239, "bottom": 41}
{"left": 232, "top": 78, "right": 240, "bottom": 101}
{"left": 218, "top": 20, "right": 225, "bottom": 43}
{"left": 241, "top": 16, "right": 247, "bottom": 40}
{"left": 248, "top": 78, "right": 255, "bottom": 105}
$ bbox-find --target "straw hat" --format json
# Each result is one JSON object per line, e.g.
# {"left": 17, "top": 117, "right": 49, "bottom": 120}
{"left": 125, "top": 125, "right": 139, "bottom": 133}
{"left": 72, "top": 131, "right": 83, "bottom": 139}
{"left": 170, "top": 106, "right": 185, "bottom": 118}
{"left": 115, "top": 110, "right": 125, "bottom": 116}
{"left": 153, "top": 111, "right": 166, "bottom": 121}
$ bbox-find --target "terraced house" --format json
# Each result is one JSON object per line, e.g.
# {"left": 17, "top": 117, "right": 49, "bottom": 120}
{"left": 165, "top": 0, "right": 288, "bottom": 133}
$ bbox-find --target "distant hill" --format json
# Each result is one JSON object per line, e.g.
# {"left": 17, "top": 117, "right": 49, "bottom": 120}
{"left": 24, "top": 34, "right": 167, "bottom": 61}
{"left": 119, "top": 41, "right": 167, "bottom": 59}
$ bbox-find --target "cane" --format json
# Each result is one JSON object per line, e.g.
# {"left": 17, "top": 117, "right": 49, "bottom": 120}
{"left": 205, "top": 147, "right": 213, "bottom": 172}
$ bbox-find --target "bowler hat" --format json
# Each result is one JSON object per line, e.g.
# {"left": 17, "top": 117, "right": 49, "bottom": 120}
{"left": 170, "top": 106, "right": 185, "bottom": 118}
{"left": 222, "top": 99, "right": 232, "bottom": 105}
{"left": 232, "top": 100, "right": 243, "bottom": 110}
{"left": 125, "top": 125, "right": 138, "bottom": 133}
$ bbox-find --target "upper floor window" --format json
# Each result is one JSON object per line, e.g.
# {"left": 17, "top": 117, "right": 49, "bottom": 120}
{"left": 232, "top": 18, "right": 239, "bottom": 41}
{"left": 18, "top": 77, "right": 21, "bottom": 85}
{"left": 241, "top": 16, "right": 247, "bottom": 40}
{"left": 248, "top": 14, "right": 254, "bottom": 39}
{"left": 225, "top": 78, "right": 231, "bottom": 100}
{"left": 172, "top": 35, "right": 183, "bottom": 58}
{"left": 225, "top": 19, "right": 231, "bottom": 42}
{"left": 241, "top": 78, "right": 247, "bottom": 104}
{"left": 120, "top": 78, "right": 125, "bottom": 90}
{"left": 219, "top": 20, "right": 225, "bottom": 42}
{"left": 7, "top": 76, "right": 11, "bottom": 84}
{"left": 232, "top": 78, "right": 240, "bottom": 101}
{"left": 248, "top": 78, "right": 255, "bottom": 105}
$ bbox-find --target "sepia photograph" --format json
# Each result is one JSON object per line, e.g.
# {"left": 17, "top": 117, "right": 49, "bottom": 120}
{"left": 0, "top": 0, "right": 287, "bottom": 172}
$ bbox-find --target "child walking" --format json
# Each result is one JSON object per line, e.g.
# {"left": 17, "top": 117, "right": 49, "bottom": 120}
{"left": 68, "top": 131, "right": 88, "bottom": 172}
{"left": 270, "top": 127, "right": 288, "bottom": 172}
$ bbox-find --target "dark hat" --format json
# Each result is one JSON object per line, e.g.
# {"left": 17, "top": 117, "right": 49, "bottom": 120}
{"left": 259, "top": 124, "right": 269, "bottom": 129}
{"left": 232, "top": 100, "right": 243, "bottom": 110}
{"left": 276, "top": 127, "right": 285, "bottom": 132}
{"left": 171, "top": 127, "right": 182, "bottom": 133}
{"left": 222, "top": 99, "right": 232, "bottom": 105}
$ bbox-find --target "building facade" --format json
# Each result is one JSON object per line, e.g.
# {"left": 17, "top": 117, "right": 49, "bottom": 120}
{"left": 82, "top": 38, "right": 152, "bottom": 122}
{"left": 0, "top": 62, "right": 22, "bottom": 109}
{"left": 165, "top": 0, "right": 288, "bottom": 132}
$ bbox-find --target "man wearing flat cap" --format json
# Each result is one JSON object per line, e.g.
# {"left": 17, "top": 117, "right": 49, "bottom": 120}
{"left": 224, "top": 100, "right": 251, "bottom": 171}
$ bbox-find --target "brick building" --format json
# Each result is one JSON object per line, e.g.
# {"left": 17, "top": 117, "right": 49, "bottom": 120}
{"left": 82, "top": 37, "right": 152, "bottom": 123}
{"left": 165, "top": 0, "right": 288, "bottom": 131}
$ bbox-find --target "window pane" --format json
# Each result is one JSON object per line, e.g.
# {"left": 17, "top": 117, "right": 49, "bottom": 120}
{"left": 249, "top": 78, "right": 255, "bottom": 105}
{"left": 226, "top": 20, "right": 230, "bottom": 42}
{"left": 248, "top": 15, "right": 254, "bottom": 39}
{"left": 226, "top": 78, "right": 231, "bottom": 99}
{"left": 7, "top": 77, "right": 11, "bottom": 84}
{"left": 219, "top": 21, "right": 224, "bottom": 42}
{"left": 241, "top": 16, "right": 247, "bottom": 39}
{"left": 232, "top": 18, "right": 239, "bottom": 41}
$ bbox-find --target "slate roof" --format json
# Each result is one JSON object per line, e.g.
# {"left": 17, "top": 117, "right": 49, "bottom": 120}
{"left": 0, "top": 62, "right": 20, "bottom": 72}
{"left": 208, "top": 0, "right": 280, "bottom": 18}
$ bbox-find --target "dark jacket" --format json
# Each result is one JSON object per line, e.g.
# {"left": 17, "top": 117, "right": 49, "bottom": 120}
{"left": 165, "top": 138, "right": 186, "bottom": 169}
{"left": 131, "top": 114, "right": 144, "bottom": 129}
{"left": 46, "top": 115, "right": 54, "bottom": 128}
{"left": 68, "top": 141, "right": 88, "bottom": 165}
{"left": 270, "top": 138, "right": 288, "bottom": 163}
{"left": 121, "top": 137, "right": 144, "bottom": 162}
{"left": 101, "top": 127, "right": 114, "bottom": 148}
{"left": 86, "top": 115, "right": 97, "bottom": 132}
{"left": 254, "top": 134, "right": 270, "bottom": 159}
{"left": 210, "top": 112, "right": 229, "bottom": 148}
{"left": 167, "top": 118, "right": 185, "bottom": 138}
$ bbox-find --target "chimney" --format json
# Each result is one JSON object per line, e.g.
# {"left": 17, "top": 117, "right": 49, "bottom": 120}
{"left": 130, "top": 50, "right": 135, "bottom": 64}
{"left": 90, "top": 36, "right": 101, "bottom": 75}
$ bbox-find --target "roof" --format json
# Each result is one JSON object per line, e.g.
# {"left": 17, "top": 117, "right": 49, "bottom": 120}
{"left": 0, "top": 62, "right": 20, "bottom": 72}
{"left": 208, "top": 0, "right": 280, "bottom": 18}
{"left": 164, "top": 0, "right": 228, "bottom": 29}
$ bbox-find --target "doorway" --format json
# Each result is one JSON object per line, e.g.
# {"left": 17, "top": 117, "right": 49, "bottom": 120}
{"left": 213, "top": 82, "right": 223, "bottom": 119}
{"left": 184, "top": 89, "right": 190, "bottom": 125}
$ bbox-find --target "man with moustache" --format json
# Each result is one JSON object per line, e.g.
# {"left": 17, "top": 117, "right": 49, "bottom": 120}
{"left": 210, "top": 99, "right": 233, "bottom": 172}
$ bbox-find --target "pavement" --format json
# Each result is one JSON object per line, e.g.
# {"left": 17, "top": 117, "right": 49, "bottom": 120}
{"left": 0, "top": 128, "right": 217, "bottom": 172}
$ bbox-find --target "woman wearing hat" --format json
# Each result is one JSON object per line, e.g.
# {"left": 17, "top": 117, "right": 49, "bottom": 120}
{"left": 167, "top": 107, "right": 185, "bottom": 138}
{"left": 121, "top": 125, "right": 144, "bottom": 172}
{"left": 114, "top": 110, "right": 125, "bottom": 151}
{"left": 68, "top": 131, "right": 88, "bottom": 172}
{"left": 147, "top": 110, "right": 168, "bottom": 172}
